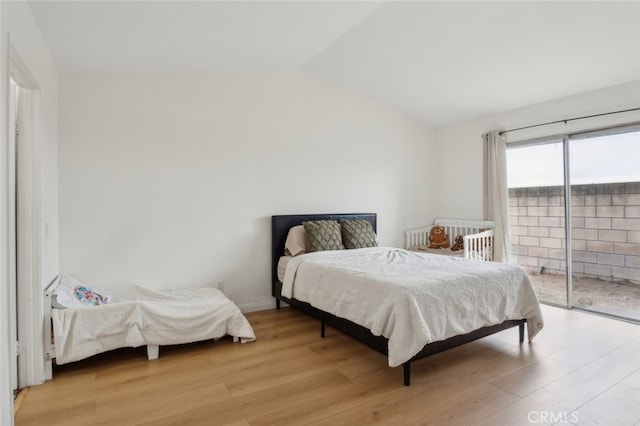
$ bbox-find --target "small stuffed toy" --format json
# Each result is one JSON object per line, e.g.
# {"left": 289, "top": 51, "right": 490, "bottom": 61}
{"left": 428, "top": 225, "right": 450, "bottom": 249}
{"left": 451, "top": 235, "right": 464, "bottom": 251}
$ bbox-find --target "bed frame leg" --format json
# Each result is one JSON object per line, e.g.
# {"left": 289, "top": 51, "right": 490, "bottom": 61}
{"left": 321, "top": 321, "right": 326, "bottom": 338}
{"left": 147, "top": 345, "right": 159, "bottom": 360}
{"left": 276, "top": 298, "right": 281, "bottom": 310}
{"left": 403, "top": 363, "right": 411, "bottom": 386}
{"left": 519, "top": 323, "right": 525, "bottom": 343}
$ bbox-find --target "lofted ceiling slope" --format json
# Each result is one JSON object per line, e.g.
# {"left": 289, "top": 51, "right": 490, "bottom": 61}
{"left": 28, "top": 1, "right": 640, "bottom": 127}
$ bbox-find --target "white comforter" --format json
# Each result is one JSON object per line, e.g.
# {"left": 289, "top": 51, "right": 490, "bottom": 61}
{"left": 282, "top": 247, "right": 543, "bottom": 367}
{"left": 52, "top": 285, "right": 256, "bottom": 364}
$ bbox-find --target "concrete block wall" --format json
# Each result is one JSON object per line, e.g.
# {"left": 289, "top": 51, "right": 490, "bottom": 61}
{"left": 509, "top": 181, "right": 640, "bottom": 285}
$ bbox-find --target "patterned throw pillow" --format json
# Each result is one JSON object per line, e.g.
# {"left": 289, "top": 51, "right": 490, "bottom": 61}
{"left": 340, "top": 219, "right": 377, "bottom": 249}
{"left": 303, "top": 220, "right": 345, "bottom": 252}
{"left": 74, "top": 286, "right": 111, "bottom": 306}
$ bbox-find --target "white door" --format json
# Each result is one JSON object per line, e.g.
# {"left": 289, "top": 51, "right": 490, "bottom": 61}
{"left": 9, "top": 79, "right": 19, "bottom": 393}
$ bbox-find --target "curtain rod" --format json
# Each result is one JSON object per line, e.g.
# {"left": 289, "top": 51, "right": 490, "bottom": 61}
{"left": 499, "top": 107, "right": 640, "bottom": 136}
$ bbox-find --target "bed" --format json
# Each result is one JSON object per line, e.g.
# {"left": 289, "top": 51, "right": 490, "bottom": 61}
{"left": 44, "top": 274, "right": 256, "bottom": 379}
{"left": 271, "top": 213, "right": 543, "bottom": 386}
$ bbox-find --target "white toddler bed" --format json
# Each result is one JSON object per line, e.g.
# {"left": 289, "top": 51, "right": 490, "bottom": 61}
{"left": 44, "top": 275, "right": 255, "bottom": 379}
{"left": 405, "top": 218, "right": 495, "bottom": 261}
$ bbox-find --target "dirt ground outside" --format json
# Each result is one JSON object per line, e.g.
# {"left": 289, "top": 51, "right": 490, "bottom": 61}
{"left": 528, "top": 271, "right": 640, "bottom": 321}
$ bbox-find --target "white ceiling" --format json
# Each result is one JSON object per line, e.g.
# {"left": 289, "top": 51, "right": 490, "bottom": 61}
{"left": 28, "top": 1, "right": 640, "bottom": 128}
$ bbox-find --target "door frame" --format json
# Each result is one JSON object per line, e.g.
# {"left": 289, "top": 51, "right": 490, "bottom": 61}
{"left": 8, "top": 73, "right": 18, "bottom": 393}
{"left": 507, "top": 121, "right": 640, "bottom": 315}
{"left": 9, "top": 44, "right": 43, "bottom": 388}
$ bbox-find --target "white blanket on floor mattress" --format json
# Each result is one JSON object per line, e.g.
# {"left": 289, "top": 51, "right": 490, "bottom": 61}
{"left": 52, "top": 284, "right": 255, "bottom": 364}
{"left": 282, "top": 247, "right": 543, "bottom": 367}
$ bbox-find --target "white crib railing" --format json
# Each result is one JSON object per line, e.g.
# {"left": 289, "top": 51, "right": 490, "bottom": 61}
{"left": 405, "top": 218, "right": 495, "bottom": 261}
{"left": 463, "top": 229, "right": 494, "bottom": 261}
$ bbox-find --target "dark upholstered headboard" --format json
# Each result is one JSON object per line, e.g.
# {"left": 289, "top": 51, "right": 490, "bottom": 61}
{"left": 271, "top": 213, "right": 377, "bottom": 291}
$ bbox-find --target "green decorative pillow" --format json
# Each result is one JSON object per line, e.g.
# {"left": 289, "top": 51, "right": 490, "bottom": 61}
{"left": 302, "top": 220, "right": 344, "bottom": 253}
{"left": 303, "top": 220, "right": 345, "bottom": 252}
{"left": 340, "top": 219, "right": 377, "bottom": 249}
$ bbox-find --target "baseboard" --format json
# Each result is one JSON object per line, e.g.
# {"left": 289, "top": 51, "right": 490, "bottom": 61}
{"left": 237, "top": 299, "right": 278, "bottom": 313}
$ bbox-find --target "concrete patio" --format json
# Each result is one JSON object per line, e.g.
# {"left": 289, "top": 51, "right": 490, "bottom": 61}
{"left": 528, "top": 271, "right": 640, "bottom": 321}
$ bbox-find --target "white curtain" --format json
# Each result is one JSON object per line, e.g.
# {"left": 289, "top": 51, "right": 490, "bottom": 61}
{"left": 483, "top": 130, "right": 510, "bottom": 263}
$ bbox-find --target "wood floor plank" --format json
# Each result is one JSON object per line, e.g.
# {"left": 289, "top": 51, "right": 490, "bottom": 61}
{"left": 478, "top": 336, "right": 640, "bottom": 426}
{"left": 246, "top": 372, "right": 398, "bottom": 426}
{"left": 139, "top": 370, "right": 351, "bottom": 426}
{"left": 621, "top": 368, "right": 640, "bottom": 390}
{"left": 15, "top": 305, "right": 640, "bottom": 426}
{"left": 15, "top": 391, "right": 97, "bottom": 425}
{"left": 573, "top": 383, "right": 640, "bottom": 426}
{"left": 95, "top": 369, "right": 232, "bottom": 414}
{"left": 490, "top": 356, "right": 578, "bottom": 397}
{"left": 547, "top": 323, "right": 640, "bottom": 367}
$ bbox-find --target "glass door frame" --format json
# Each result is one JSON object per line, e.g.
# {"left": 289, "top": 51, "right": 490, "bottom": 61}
{"left": 563, "top": 136, "right": 573, "bottom": 309}
{"left": 507, "top": 121, "right": 640, "bottom": 313}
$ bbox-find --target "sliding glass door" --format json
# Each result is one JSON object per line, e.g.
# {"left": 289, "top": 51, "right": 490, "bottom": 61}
{"left": 506, "top": 124, "right": 640, "bottom": 322}
{"left": 507, "top": 140, "right": 568, "bottom": 306}
{"left": 568, "top": 129, "right": 640, "bottom": 320}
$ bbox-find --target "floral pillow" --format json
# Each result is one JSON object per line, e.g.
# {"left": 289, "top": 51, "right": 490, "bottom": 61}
{"left": 54, "top": 275, "right": 111, "bottom": 308}
{"left": 74, "top": 286, "right": 111, "bottom": 306}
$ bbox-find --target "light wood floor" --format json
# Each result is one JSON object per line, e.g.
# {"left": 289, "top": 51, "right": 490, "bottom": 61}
{"left": 15, "top": 305, "right": 640, "bottom": 426}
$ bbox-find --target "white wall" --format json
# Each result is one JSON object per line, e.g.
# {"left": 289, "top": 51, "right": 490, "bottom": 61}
{"left": 59, "top": 71, "right": 436, "bottom": 310}
{"left": 435, "top": 80, "right": 640, "bottom": 219}
{"left": 0, "top": 0, "right": 59, "bottom": 421}
{"left": 3, "top": 0, "right": 59, "bottom": 288}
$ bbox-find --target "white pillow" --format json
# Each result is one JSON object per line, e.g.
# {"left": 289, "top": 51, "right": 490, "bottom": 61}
{"left": 284, "top": 225, "right": 306, "bottom": 256}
